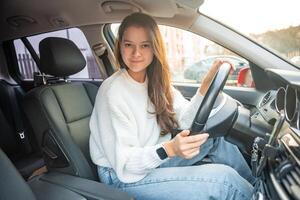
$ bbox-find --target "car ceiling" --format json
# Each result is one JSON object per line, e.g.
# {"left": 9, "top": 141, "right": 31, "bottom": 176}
{"left": 2, "top": 0, "right": 297, "bottom": 76}
{"left": 0, "top": 0, "right": 204, "bottom": 41}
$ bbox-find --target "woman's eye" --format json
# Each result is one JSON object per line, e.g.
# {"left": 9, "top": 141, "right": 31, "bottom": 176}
{"left": 124, "top": 43, "right": 132, "bottom": 47}
{"left": 141, "top": 44, "right": 150, "bottom": 48}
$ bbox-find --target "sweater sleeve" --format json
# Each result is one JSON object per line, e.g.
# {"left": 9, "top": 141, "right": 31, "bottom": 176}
{"left": 94, "top": 91, "right": 166, "bottom": 183}
{"left": 172, "top": 87, "right": 226, "bottom": 130}
{"left": 172, "top": 87, "right": 204, "bottom": 130}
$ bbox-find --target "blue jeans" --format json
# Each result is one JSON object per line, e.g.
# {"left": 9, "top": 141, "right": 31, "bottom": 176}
{"left": 98, "top": 137, "right": 255, "bottom": 200}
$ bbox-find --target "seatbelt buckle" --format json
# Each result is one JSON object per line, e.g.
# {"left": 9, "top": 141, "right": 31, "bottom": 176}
{"left": 18, "top": 131, "right": 25, "bottom": 139}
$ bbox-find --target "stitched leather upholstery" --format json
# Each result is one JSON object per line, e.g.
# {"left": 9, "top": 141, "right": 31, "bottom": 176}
{"left": 23, "top": 38, "right": 99, "bottom": 180}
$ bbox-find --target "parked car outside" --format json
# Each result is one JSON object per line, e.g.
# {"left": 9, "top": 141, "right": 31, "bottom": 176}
{"left": 183, "top": 55, "right": 249, "bottom": 84}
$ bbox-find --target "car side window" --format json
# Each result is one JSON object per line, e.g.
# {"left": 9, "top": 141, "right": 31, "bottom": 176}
{"left": 14, "top": 28, "right": 102, "bottom": 80}
{"left": 110, "top": 24, "right": 254, "bottom": 88}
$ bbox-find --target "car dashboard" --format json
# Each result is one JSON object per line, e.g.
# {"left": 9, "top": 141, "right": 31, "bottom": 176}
{"left": 251, "top": 69, "right": 300, "bottom": 200}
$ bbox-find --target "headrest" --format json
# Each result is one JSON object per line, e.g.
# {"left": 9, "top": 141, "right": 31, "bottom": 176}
{"left": 39, "top": 37, "right": 86, "bottom": 77}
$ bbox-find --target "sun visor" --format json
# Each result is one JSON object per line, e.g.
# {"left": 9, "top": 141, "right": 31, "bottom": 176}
{"left": 176, "top": 0, "right": 205, "bottom": 10}
{"left": 101, "top": 0, "right": 177, "bottom": 18}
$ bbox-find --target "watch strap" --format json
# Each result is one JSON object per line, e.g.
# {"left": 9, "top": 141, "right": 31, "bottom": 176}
{"left": 156, "top": 146, "right": 168, "bottom": 160}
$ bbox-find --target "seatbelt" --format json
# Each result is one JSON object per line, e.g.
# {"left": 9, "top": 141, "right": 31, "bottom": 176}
{"left": 7, "top": 86, "right": 32, "bottom": 154}
{"left": 21, "top": 37, "right": 41, "bottom": 68}
{"left": 93, "top": 43, "right": 114, "bottom": 76}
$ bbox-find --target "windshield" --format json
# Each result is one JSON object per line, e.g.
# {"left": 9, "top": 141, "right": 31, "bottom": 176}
{"left": 199, "top": 0, "right": 300, "bottom": 68}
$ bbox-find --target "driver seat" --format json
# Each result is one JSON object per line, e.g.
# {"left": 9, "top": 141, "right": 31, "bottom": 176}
{"left": 23, "top": 37, "right": 99, "bottom": 180}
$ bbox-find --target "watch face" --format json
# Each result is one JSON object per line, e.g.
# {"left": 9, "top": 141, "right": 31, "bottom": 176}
{"left": 156, "top": 147, "right": 168, "bottom": 160}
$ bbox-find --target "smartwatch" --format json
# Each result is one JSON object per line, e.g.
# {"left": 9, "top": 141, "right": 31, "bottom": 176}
{"left": 156, "top": 146, "right": 168, "bottom": 160}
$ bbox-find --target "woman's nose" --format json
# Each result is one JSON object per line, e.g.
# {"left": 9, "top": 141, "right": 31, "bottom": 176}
{"left": 133, "top": 46, "right": 141, "bottom": 57}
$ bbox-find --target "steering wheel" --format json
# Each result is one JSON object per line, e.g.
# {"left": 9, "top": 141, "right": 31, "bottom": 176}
{"left": 190, "top": 63, "right": 232, "bottom": 135}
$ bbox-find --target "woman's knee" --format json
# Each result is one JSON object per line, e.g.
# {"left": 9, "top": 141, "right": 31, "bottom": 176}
{"left": 213, "top": 164, "right": 254, "bottom": 199}
{"left": 214, "top": 164, "right": 239, "bottom": 178}
{"left": 211, "top": 164, "right": 246, "bottom": 184}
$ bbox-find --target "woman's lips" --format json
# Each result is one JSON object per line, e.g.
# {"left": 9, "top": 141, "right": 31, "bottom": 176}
{"left": 130, "top": 60, "right": 143, "bottom": 63}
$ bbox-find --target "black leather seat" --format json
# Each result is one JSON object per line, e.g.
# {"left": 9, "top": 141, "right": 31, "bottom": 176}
{"left": 23, "top": 37, "right": 99, "bottom": 180}
{"left": 0, "top": 147, "right": 133, "bottom": 200}
{"left": 0, "top": 81, "right": 44, "bottom": 178}
{"left": 0, "top": 148, "right": 36, "bottom": 200}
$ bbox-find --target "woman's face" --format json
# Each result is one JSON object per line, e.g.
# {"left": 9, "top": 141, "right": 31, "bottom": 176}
{"left": 121, "top": 26, "right": 154, "bottom": 82}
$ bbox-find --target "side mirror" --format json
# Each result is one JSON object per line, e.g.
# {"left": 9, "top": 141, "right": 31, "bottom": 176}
{"left": 237, "top": 67, "right": 255, "bottom": 88}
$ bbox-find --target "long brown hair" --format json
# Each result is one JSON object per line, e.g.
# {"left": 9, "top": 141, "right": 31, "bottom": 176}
{"left": 114, "top": 12, "right": 178, "bottom": 134}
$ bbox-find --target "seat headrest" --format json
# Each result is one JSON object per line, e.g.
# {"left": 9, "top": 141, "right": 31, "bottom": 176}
{"left": 39, "top": 37, "right": 86, "bottom": 77}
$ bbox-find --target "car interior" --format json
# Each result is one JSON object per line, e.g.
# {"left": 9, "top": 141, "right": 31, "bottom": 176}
{"left": 0, "top": 0, "right": 299, "bottom": 200}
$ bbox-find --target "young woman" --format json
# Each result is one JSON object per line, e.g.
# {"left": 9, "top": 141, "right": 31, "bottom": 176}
{"left": 90, "top": 12, "right": 255, "bottom": 200}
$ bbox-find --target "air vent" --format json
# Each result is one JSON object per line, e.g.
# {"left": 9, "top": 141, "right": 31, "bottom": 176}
{"left": 260, "top": 91, "right": 271, "bottom": 107}
{"left": 280, "top": 165, "right": 300, "bottom": 200}
{"left": 274, "top": 151, "right": 300, "bottom": 200}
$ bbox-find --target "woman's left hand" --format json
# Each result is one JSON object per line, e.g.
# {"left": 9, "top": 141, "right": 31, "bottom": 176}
{"left": 199, "top": 60, "right": 234, "bottom": 95}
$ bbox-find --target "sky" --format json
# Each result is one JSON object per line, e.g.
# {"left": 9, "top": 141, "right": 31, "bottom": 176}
{"left": 199, "top": 0, "right": 300, "bottom": 34}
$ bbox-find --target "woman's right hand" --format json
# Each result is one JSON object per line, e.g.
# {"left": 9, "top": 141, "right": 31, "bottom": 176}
{"left": 199, "top": 60, "right": 235, "bottom": 95}
{"left": 163, "top": 130, "right": 209, "bottom": 159}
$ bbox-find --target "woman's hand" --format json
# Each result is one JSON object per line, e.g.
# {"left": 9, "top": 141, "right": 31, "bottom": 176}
{"left": 199, "top": 60, "right": 234, "bottom": 95}
{"left": 163, "top": 130, "right": 209, "bottom": 159}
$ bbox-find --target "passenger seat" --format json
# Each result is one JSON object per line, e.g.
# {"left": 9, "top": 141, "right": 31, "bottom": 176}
{"left": 23, "top": 37, "right": 99, "bottom": 180}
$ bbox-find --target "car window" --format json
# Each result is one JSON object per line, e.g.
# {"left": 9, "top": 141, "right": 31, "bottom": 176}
{"left": 110, "top": 24, "right": 254, "bottom": 88}
{"left": 14, "top": 28, "right": 102, "bottom": 80}
{"left": 200, "top": 0, "right": 300, "bottom": 69}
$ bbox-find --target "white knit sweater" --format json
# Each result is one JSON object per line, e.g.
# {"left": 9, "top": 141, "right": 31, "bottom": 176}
{"left": 89, "top": 68, "right": 204, "bottom": 183}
